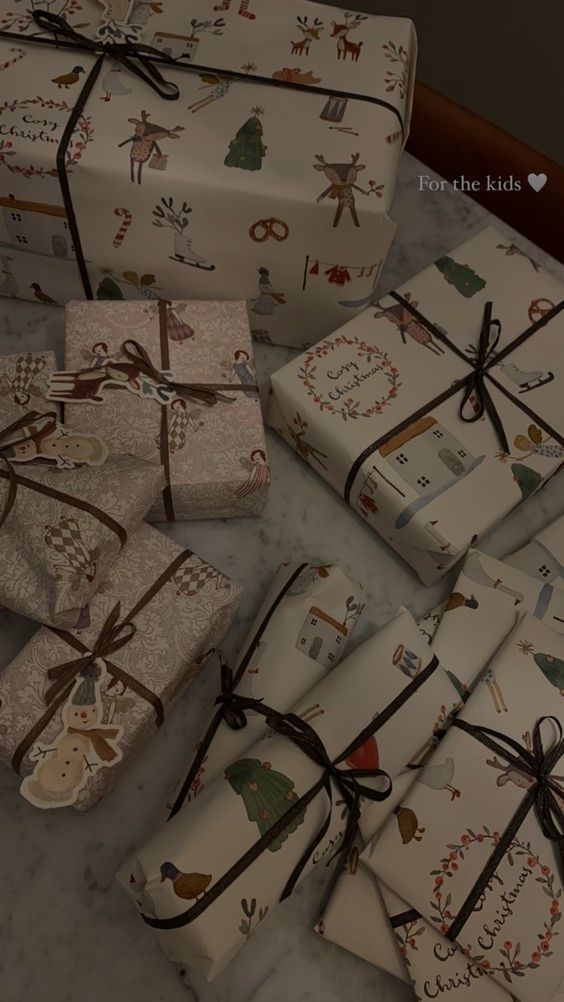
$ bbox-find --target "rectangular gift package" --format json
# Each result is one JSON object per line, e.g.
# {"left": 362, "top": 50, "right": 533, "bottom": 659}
{"left": 58, "top": 299, "right": 269, "bottom": 521}
{"left": 369, "top": 613, "right": 564, "bottom": 1002}
{"left": 0, "top": 0, "right": 416, "bottom": 348}
{"left": 0, "top": 351, "right": 59, "bottom": 415}
{"left": 118, "top": 607, "right": 457, "bottom": 980}
{"left": 0, "top": 522, "right": 241, "bottom": 811}
{"left": 168, "top": 561, "right": 364, "bottom": 811}
{"left": 0, "top": 409, "right": 164, "bottom": 628}
{"left": 268, "top": 226, "right": 564, "bottom": 583}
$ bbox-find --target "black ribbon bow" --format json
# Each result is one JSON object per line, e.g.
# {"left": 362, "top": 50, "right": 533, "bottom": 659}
{"left": 447, "top": 715, "right": 564, "bottom": 940}
{"left": 458, "top": 301, "right": 509, "bottom": 454}
{"left": 32, "top": 10, "right": 180, "bottom": 99}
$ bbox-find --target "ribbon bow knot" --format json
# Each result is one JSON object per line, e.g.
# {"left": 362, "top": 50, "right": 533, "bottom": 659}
{"left": 32, "top": 10, "right": 180, "bottom": 99}
{"left": 122, "top": 338, "right": 238, "bottom": 408}
{"left": 46, "top": 601, "right": 136, "bottom": 704}
{"left": 214, "top": 659, "right": 255, "bottom": 731}
{"left": 458, "top": 301, "right": 510, "bottom": 453}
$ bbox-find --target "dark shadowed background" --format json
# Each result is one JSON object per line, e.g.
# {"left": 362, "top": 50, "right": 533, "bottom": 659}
{"left": 316, "top": 0, "right": 563, "bottom": 164}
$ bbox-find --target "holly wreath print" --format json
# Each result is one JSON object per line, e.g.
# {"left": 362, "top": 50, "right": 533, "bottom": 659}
{"left": 298, "top": 333, "right": 401, "bottom": 420}
{"left": 430, "top": 829, "right": 561, "bottom": 983}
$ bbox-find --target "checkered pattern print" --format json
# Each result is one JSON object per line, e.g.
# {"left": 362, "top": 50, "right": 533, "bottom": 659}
{"left": 44, "top": 518, "right": 92, "bottom": 573}
{"left": 173, "top": 562, "right": 219, "bottom": 597}
{"left": 11, "top": 354, "right": 46, "bottom": 402}
{"left": 167, "top": 408, "right": 188, "bottom": 454}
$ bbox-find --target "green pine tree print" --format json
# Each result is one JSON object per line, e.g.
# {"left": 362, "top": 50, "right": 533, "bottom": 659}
{"left": 434, "top": 257, "right": 487, "bottom": 297}
{"left": 225, "top": 757, "right": 306, "bottom": 851}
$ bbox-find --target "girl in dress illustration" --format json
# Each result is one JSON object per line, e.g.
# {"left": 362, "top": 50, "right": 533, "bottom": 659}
{"left": 251, "top": 267, "right": 286, "bottom": 315}
{"left": 235, "top": 449, "right": 270, "bottom": 498}
{"left": 222, "top": 350, "right": 258, "bottom": 398}
{"left": 224, "top": 107, "right": 266, "bottom": 171}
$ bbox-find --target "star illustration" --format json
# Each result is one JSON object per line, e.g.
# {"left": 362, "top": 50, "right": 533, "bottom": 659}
{"left": 517, "top": 639, "right": 534, "bottom": 656}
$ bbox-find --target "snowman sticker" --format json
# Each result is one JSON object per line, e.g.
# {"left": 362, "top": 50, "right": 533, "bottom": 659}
{"left": 20, "top": 661, "right": 123, "bottom": 809}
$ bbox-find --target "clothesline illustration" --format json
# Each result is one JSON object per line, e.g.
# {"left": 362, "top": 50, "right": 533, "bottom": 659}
{"left": 302, "top": 254, "right": 383, "bottom": 307}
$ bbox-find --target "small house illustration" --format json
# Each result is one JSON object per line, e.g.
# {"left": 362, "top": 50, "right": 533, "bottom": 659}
{"left": 295, "top": 605, "right": 348, "bottom": 668}
{"left": 376, "top": 415, "right": 484, "bottom": 529}
{"left": 150, "top": 31, "right": 200, "bottom": 60}
{"left": 510, "top": 539, "right": 564, "bottom": 585}
{"left": 0, "top": 195, "right": 74, "bottom": 259}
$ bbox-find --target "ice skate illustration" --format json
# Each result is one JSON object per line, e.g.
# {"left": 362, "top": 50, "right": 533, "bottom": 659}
{"left": 498, "top": 360, "right": 554, "bottom": 393}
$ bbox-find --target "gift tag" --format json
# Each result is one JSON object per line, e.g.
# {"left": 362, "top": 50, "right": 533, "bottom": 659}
{"left": 1, "top": 413, "right": 108, "bottom": 468}
{"left": 48, "top": 362, "right": 176, "bottom": 406}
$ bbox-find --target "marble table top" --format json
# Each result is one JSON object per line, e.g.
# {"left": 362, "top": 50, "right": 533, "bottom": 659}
{"left": 0, "top": 152, "right": 562, "bottom": 1002}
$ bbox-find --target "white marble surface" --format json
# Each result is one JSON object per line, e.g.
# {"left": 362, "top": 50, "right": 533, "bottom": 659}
{"left": 0, "top": 153, "right": 562, "bottom": 1002}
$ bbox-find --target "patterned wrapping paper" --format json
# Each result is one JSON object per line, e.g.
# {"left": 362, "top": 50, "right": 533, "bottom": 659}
{"left": 57, "top": 299, "right": 270, "bottom": 521}
{"left": 0, "top": 426, "right": 164, "bottom": 627}
{"left": 369, "top": 613, "right": 564, "bottom": 1002}
{"left": 169, "top": 562, "right": 364, "bottom": 808}
{"left": 268, "top": 227, "right": 564, "bottom": 583}
{"left": 117, "top": 607, "right": 446, "bottom": 981}
{"left": 0, "top": 522, "right": 241, "bottom": 811}
{"left": 506, "top": 514, "right": 564, "bottom": 586}
{"left": 0, "top": 0, "right": 416, "bottom": 348}
{"left": 318, "top": 545, "right": 564, "bottom": 983}
{"left": 0, "top": 351, "right": 60, "bottom": 418}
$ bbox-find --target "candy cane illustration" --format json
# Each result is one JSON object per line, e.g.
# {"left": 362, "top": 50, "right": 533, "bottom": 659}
{"left": 0, "top": 47, "right": 25, "bottom": 71}
{"left": 112, "top": 207, "right": 133, "bottom": 248}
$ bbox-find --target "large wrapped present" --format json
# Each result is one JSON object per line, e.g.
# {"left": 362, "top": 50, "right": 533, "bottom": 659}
{"left": 0, "top": 522, "right": 241, "bottom": 811}
{"left": 0, "top": 407, "right": 163, "bottom": 627}
{"left": 168, "top": 561, "right": 364, "bottom": 811}
{"left": 117, "top": 607, "right": 444, "bottom": 980}
{"left": 48, "top": 298, "right": 269, "bottom": 520}
{"left": 268, "top": 227, "right": 564, "bottom": 582}
{"left": 507, "top": 513, "right": 564, "bottom": 587}
{"left": 0, "top": 0, "right": 416, "bottom": 348}
{"left": 0, "top": 351, "right": 59, "bottom": 415}
{"left": 316, "top": 545, "right": 564, "bottom": 979}
{"left": 369, "top": 613, "right": 564, "bottom": 1002}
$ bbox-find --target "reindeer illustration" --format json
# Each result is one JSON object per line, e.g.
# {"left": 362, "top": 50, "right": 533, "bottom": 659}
{"left": 373, "top": 294, "right": 446, "bottom": 355}
{"left": 330, "top": 12, "right": 367, "bottom": 62}
{"left": 313, "top": 153, "right": 368, "bottom": 227}
{"left": 118, "top": 111, "right": 184, "bottom": 184}
{"left": 290, "top": 15, "right": 324, "bottom": 56}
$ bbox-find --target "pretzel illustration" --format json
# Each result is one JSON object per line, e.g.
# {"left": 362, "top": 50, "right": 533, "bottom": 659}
{"left": 249, "top": 217, "right": 289, "bottom": 242}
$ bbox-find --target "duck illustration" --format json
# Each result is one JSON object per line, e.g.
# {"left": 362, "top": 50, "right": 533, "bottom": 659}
{"left": 463, "top": 551, "right": 524, "bottom": 605}
{"left": 533, "top": 652, "right": 564, "bottom": 696}
{"left": 445, "top": 592, "right": 479, "bottom": 612}
{"left": 159, "top": 862, "right": 212, "bottom": 900}
{"left": 51, "top": 65, "right": 85, "bottom": 88}
{"left": 30, "top": 282, "right": 58, "bottom": 305}
{"left": 393, "top": 805, "right": 425, "bottom": 844}
{"left": 417, "top": 757, "right": 460, "bottom": 800}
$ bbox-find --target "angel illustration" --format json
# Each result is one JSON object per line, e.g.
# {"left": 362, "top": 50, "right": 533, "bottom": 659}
{"left": 513, "top": 424, "right": 563, "bottom": 461}
{"left": 221, "top": 349, "right": 258, "bottom": 399}
{"left": 188, "top": 73, "right": 232, "bottom": 113}
{"left": 235, "top": 448, "right": 270, "bottom": 498}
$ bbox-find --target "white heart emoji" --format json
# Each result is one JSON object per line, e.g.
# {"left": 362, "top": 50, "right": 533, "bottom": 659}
{"left": 528, "top": 173, "right": 547, "bottom": 192}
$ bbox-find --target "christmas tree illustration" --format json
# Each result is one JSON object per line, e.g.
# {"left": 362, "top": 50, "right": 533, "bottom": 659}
{"left": 511, "top": 462, "right": 542, "bottom": 500}
{"left": 225, "top": 757, "right": 306, "bottom": 851}
{"left": 434, "top": 257, "right": 486, "bottom": 298}
{"left": 224, "top": 106, "right": 267, "bottom": 172}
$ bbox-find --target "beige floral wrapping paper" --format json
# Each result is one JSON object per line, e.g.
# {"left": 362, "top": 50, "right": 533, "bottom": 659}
{"left": 169, "top": 562, "right": 364, "bottom": 808}
{"left": 318, "top": 543, "right": 564, "bottom": 985}
{"left": 118, "top": 608, "right": 452, "bottom": 981}
{"left": 268, "top": 226, "right": 564, "bottom": 584}
{"left": 0, "top": 351, "right": 60, "bottom": 418}
{"left": 0, "top": 444, "right": 164, "bottom": 628}
{"left": 60, "top": 299, "right": 270, "bottom": 521}
{"left": 0, "top": 522, "right": 241, "bottom": 812}
{"left": 369, "top": 613, "right": 564, "bottom": 1002}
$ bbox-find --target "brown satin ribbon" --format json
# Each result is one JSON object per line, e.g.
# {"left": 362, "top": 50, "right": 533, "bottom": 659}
{"left": 11, "top": 547, "right": 194, "bottom": 774}
{"left": 125, "top": 300, "right": 258, "bottom": 521}
{"left": 0, "top": 410, "right": 127, "bottom": 543}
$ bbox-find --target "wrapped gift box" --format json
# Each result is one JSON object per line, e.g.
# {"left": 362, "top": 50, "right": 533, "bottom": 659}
{"left": 507, "top": 513, "right": 564, "bottom": 587}
{"left": 0, "top": 522, "right": 241, "bottom": 811}
{"left": 369, "top": 613, "right": 564, "bottom": 1002}
{"left": 268, "top": 227, "right": 564, "bottom": 583}
{"left": 0, "top": 351, "right": 60, "bottom": 417}
{"left": 118, "top": 607, "right": 445, "bottom": 980}
{"left": 55, "top": 298, "right": 269, "bottom": 521}
{"left": 168, "top": 561, "right": 364, "bottom": 811}
{"left": 0, "top": 0, "right": 416, "bottom": 348}
{"left": 316, "top": 545, "right": 564, "bottom": 980}
{"left": 0, "top": 407, "right": 164, "bottom": 627}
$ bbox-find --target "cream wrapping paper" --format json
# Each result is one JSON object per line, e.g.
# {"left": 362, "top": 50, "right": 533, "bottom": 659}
{"left": 507, "top": 514, "right": 564, "bottom": 586}
{"left": 319, "top": 545, "right": 564, "bottom": 982}
{"left": 56, "top": 298, "right": 269, "bottom": 521}
{"left": 0, "top": 420, "right": 164, "bottom": 627}
{"left": 0, "top": 522, "right": 241, "bottom": 811}
{"left": 169, "top": 562, "right": 364, "bottom": 809}
{"left": 0, "top": 351, "right": 60, "bottom": 417}
{"left": 118, "top": 607, "right": 447, "bottom": 980}
{"left": 0, "top": 0, "right": 416, "bottom": 348}
{"left": 369, "top": 613, "right": 564, "bottom": 1002}
{"left": 268, "top": 226, "right": 564, "bottom": 583}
